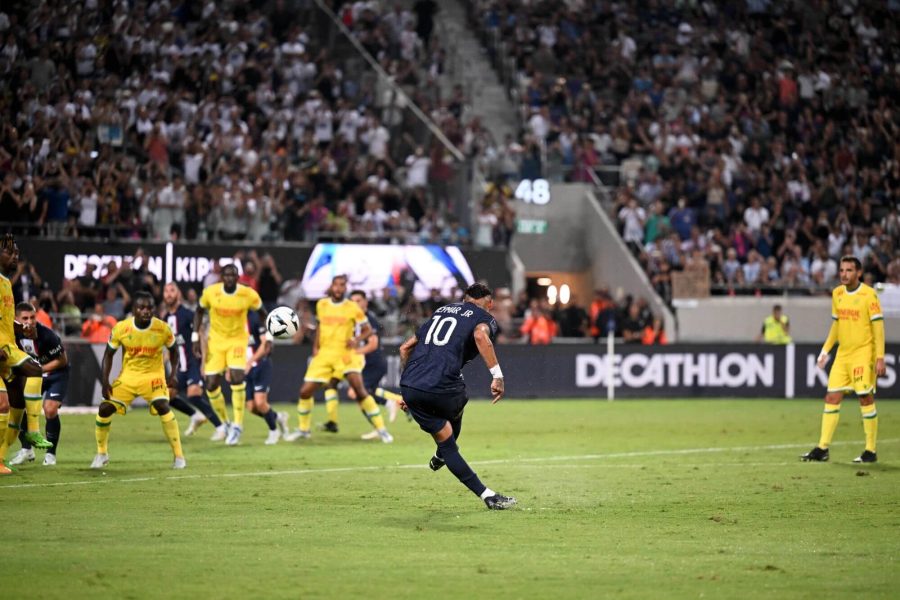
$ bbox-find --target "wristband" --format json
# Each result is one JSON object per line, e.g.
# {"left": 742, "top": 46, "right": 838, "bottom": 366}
{"left": 265, "top": 332, "right": 274, "bottom": 342}
{"left": 191, "top": 332, "right": 200, "bottom": 342}
{"left": 490, "top": 365, "right": 504, "bottom": 379}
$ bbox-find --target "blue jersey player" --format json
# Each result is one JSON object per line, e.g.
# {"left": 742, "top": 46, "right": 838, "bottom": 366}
{"left": 162, "top": 283, "right": 227, "bottom": 440}
{"left": 10, "top": 302, "right": 69, "bottom": 465}
{"left": 399, "top": 283, "right": 516, "bottom": 510}
{"left": 245, "top": 310, "right": 289, "bottom": 444}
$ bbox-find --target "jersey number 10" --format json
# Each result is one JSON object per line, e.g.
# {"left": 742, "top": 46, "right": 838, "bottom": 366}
{"left": 424, "top": 316, "right": 458, "bottom": 346}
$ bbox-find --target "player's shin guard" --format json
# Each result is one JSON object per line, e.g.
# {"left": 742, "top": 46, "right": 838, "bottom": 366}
{"left": 860, "top": 402, "right": 877, "bottom": 453}
{"left": 207, "top": 387, "right": 228, "bottom": 423}
{"left": 231, "top": 383, "right": 246, "bottom": 427}
{"left": 0, "top": 406, "right": 24, "bottom": 460}
{"left": 46, "top": 416, "right": 60, "bottom": 455}
{"left": 359, "top": 395, "right": 385, "bottom": 430}
{"left": 375, "top": 387, "right": 402, "bottom": 405}
{"left": 436, "top": 436, "right": 486, "bottom": 497}
{"left": 297, "top": 397, "right": 314, "bottom": 432}
{"left": 190, "top": 394, "right": 222, "bottom": 427}
{"left": 818, "top": 403, "right": 841, "bottom": 449}
{"left": 159, "top": 411, "right": 184, "bottom": 458}
{"left": 95, "top": 414, "right": 113, "bottom": 454}
{"left": 325, "top": 388, "right": 339, "bottom": 424}
{"left": 25, "top": 397, "right": 41, "bottom": 433}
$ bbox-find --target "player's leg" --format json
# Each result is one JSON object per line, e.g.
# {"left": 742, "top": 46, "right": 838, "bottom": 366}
{"left": 802, "top": 360, "right": 852, "bottom": 461}
{"left": 22, "top": 375, "right": 52, "bottom": 449}
{"left": 853, "top": 360, "right": 878, "bottom": 463}
{"left": 42, "top": 398, "right": 61, "bottom": 465}
{"left": 151, "top": 398, "right": 186, "bottom": 468}
{"left": 323, "top": 378, "right": 340, "bottom": 433}
{"left": 204, "top": 337, "right": 230, "bottom": 426}
{"left": 285, "top": 379, "right": 322, "bottom": 441}
{"left": 431, "top": 407, "right": 466, "bottom": 472}
{"left": 184, "top": 378, "right": 224, "bottom": 436}
{"left": 249, "top": 363, "right": 280, "bottom": 444}
{"left": 224, "top": 342, "right": 248, "bottom": 445}
{"left": 346, "top": 371, "right": 391, "bottom": 443}
{"left": 91, "top": 401, "right": 117, "bottom": 469}
{"left": 0, "top": 374, "right": 27, "bottom": 465}
{"left": 0, "top": 376, "right": 11, "bottom": 474}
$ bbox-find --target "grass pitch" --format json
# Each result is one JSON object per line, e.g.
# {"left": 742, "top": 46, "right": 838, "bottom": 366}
{"left": 3, "top": 399, "right": 899, "bottom": 599}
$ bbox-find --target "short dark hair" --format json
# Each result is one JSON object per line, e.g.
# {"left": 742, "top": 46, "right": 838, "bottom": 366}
{"left": 773, "top": 304, "right": 782, "bottom": 312}
{"left": 349, "top": 289, "right": 366, "bottom": 299}
{"left": 134, "top": 291, "right": 155, "bottom": 306}
{"left": 332, "top": 274, "right": 348, "bottom": 283}
{"left": 464, "top": 282, "right": 493, "bottom": 300}
{"left": 1, "top": 233, "right": 15, "bottom": 252}
{"left": 15, "top": 301, "right": 35, "bottom": 314}
{"left": 840, "top": 255, "right": 862, "bottom": 270}
{"left": 222, "top": 263, "right": 239, "bottom": 275}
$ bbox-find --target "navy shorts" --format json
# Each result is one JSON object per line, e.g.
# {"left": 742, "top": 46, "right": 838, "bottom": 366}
{"left": 42, "top": 370, "right": 69, "bottom": 403}
{"left": 247, "top": 360, "right": 272, "bottom": 395}
{"left": 363, "top": 360, "right": 387, "bottom": 392}
{"left": 177, "top": 361, "right": 203, "bottom": 391}
{"left": 400, "top": 385, "right": 468, "bottom": 435}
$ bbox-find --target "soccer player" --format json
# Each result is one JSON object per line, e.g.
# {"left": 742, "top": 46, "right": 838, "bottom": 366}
{"left": 284, "top": 275, "right": 392, "bottom": 443}
{"left": 802, "top": 256, "right": 886, "bottom": 463}
{"left": 193, "top": 264, "right": 267, "bottom": 446}
{"left": 398, "top": 282, "right": 516, "bottom": 510}
{"left": 9, "top": 302, "right": 69, "bottom": 466}
{"left": 91, "top": 291, "right": 185, "bottom": 469}
{"left": 0, "top": 234, "right": 45, "bottom": 475}
{"left": 161, "top": 282, "right": 227, "bottom": 440}
{"left": 245, "top": 310, "right": 289, "bottom": 445}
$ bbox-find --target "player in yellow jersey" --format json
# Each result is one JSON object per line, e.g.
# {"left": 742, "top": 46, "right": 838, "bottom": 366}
{"left": 91, "top": 291, "right": 185, "bottom": 470}
{"left": 283, "top": 274, "right": 393, "bottom": 443}
{"left": 193, "top": 263, "right": 267, "bottom": 446}
{"left": 0, "top": 234, "right": 45, "bottom": 475}
{"left": 802, "top": 256, "right": 886, "bottom": 463}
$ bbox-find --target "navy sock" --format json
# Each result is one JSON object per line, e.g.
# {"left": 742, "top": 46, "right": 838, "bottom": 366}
{"left": 189, "top": 394, "right": 222, "bottom": 427}
{"left": 372, "top": 393, "right": 386, "bottom": 406}
{"left": 46, "top": 416, "right": 61, "bottom": 455}
{"left": 436, "top": 436, "right": 486, "bottom": 497}
{"left": 18, "top": 412, "right": 31, "bottom": 450}
{"left": 436, "top": 418, "right": 462, "bottom": 459}
{"left": 169, "top": 396, "right": 195, "bottom": 416}
{"left": 263, "top": 409, "right": 278, "bottom": 431}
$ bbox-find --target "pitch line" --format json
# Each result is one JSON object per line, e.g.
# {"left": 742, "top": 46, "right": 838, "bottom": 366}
{"left": 1, "top": 438, "right": 896, "bottom": 490}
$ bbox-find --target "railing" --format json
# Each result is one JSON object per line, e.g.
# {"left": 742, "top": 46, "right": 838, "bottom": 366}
{"left": 0, "top": 221, "right": 149, "bottom": 240}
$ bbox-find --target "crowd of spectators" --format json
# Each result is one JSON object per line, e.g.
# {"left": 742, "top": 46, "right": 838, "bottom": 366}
{"left": 471, "top": 0, "right": 900, "bottom": 298}
{"left": 0, "top": 0, "right": 499, "bottom": 246}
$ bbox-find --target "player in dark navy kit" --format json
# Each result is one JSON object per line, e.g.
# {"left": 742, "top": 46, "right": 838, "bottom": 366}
{"left": 245, "top": 310, "right": 289, "bottom": 444}
{"left": 10, "top": 302, "right": 69, "bottom": 466}
{"left": 399, "top": 283, "right": 516, "bottom": 510}
{"left": 161, "top": 283, "right": 227, "bottom": 440}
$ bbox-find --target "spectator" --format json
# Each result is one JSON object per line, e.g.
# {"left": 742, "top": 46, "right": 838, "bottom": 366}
{"left": 555, "top": 297, "right": 588, "bottom": 338}
{"left": 81, "top": 305, "right": 118, "bottom": 344}
{"left": 620, "top": 302, "right": 645, "bottom": 344}
{"left": 101, "top": 283, "right": 131, "bottom": 321}
{"left": 520, "top": 300, "right": 557, "bottom": 345}
{"left": 641, "top": 317, "right": 668, "bottom": 346}
{"left": 757, "top": 304, "right": 792, "bottom": 345}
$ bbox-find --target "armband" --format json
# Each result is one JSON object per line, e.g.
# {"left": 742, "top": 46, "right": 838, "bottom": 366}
{"left": 489, "top": 365, "right": 504, "bottom": 379}
{"left": 191, "top": 332, "right": 200, "bottom": 343}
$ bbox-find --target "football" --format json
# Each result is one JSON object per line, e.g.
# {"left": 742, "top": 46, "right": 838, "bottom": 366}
{"left": 266, "top": 306, "right": 300, "bottom": 339}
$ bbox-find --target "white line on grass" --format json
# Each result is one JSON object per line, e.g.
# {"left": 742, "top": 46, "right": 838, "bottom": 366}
{"left": 1, "top": 438, "right": 895, "bottom": 490}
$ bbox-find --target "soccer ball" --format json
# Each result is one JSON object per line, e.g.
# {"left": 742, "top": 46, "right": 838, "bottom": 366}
{"left": 266, "top": 306, "right": 300, "bottom": 339}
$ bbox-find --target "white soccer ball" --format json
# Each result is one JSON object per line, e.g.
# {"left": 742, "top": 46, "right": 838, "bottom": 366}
{"left": 266, "top": 306, "right": 300, "bottom": 339}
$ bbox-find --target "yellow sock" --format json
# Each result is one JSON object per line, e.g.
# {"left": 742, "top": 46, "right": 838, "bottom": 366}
{"left": 818, "top": 403, "right": 841, "bottom": 449}
{"left": 0, "top": 412, "right": 7, "bottom": 435}
{"left": 297, "top": 397, "right": 314, "bottom": 432}
{"left": 208, "top": 387, "right": 229, "bottom": 423}
{"left": 375, "top": 387, "right": 403, "bottom": 403}
{"left": 25, "top": 398, "right": 41, "bottom": 433}
{"left": 359, "top": 395, "right": 386, "bottom": 431}
{"left": 231, "top": 383, "right": 246, "bottom": 428}
{"left": 95, "top": 414, "right": 113, "bottom": 454}
{"left": 861, "top": 403, "right": 878, "bottom": 453}
{"left": 160, "top": 411, "right": 184, "bottom": 458}
{"left": 325, "top": 388, "right": 339, "bottom": 424}
{"left": 0, "top": 410, "right": 11, "bottom": 460}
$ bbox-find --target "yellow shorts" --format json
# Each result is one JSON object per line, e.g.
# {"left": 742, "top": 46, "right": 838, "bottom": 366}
{"left": 0, "top": 343, "right": 33, "bottom": 381}
{"left": 206, "top": 335, "right": 249, "bottom": 375}
{"left": 828, "top": 352, "right": 877, "bottom": 396}
{"left": 25, "top": 376, "right": 42, "bottom": 400}
{"left": 304, "top": 351, "right": 365, "bottom": 383}
{"left": 106, "top": 370, "right": 169, "bottom": 415}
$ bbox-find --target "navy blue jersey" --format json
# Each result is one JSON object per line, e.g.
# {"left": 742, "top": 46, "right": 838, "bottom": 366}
{"left": 163, "top": 304, "right": 198, "bottom": 373}
{"left": 400, "top": 301, "right": 498, "bottom": 394}
{"left": 16, "top": 322, "right": 67, "bottom": 370}
{"left": 247, "top": 311, "right": 271, "bottom": 367}
{"left": 359, "top": 310, "right": 387, "bottom": 368}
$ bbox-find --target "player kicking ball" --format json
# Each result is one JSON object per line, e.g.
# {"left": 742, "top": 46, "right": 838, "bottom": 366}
{"left": 398, "top": 283, "right": 516, "bottom": 510}
{"left": 91, "top": 292, "right": 185, "bottom": 470}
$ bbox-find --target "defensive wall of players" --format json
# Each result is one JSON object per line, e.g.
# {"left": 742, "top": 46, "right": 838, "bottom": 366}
{"left": 62, "top": 341, "right": 900, "bottom": 402}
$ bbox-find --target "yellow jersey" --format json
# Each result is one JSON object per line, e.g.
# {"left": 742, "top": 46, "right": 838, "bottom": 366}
{"left": 831, "top": 283, "right": 884, "bottom": 357}
{"left": 0, "top": 272, "right": 14, "bottom": 345}
{"left": 315, "top": 298, "right": 367, "bottom": 353}
{"left": 200, "top": 282, "right": 262, "bottom": 340}
{"left": 108, "top": 317, "right": 175, "bottom": 375}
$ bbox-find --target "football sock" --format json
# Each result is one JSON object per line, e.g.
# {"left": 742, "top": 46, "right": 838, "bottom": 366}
{"left": 208, "top": 387, "right": 228, "bottom": 423}
{"left": 0, "top": 406, "right": 24, "bottom": 461}
{"left": 436, "top": 436, "right": 486, "bottom": 497}
{"left": 375, "top": 387, "right": 403, "bottom": 406}
{"left": 818, "top": 403, "right": 841, "bottom": 449}
{"left": 17, "top": 411, "right": 30, "bottom": 449}
{"left": 231, "top": 383, "right": 246, "bottom": 427}
{"left": 189, "top": 394, "right": 222, "bottom": 427}
{"left": 95, "top": 414, "right": 113, "bottom": 454}
{"left": 261, "top": 408, "right": 278, "bottom": 431}
{"left": 325, "top": 388, "right": 339, "bottom": 424}
{"left": 297, "top": 397, "right": 314, "bottom": 431}
{"left": 860, "top": 401, "right": 877, "bottom": 453}
{"left": 46, "top": 416, "right": 61, "bottom": 455}
{"left": 0, "top": 412, "right": 7, "bottom": 455}
{"left": 160, "top": 411, "right": 184, "bottom": 458}
{"left": 436, "top": 418, "right": 463, "bottom": 460}
{"left": 359, "top": 395, "right": 386, "bottom": 430}
{"left": 25, "top": 397, "right": 41, "bottom": 432}
{"left": 169, "top": 396, "right": 196, "bottom": 416}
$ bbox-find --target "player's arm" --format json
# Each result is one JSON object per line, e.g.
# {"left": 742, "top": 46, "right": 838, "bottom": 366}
{"left": 167, "top": 339, "right": 179, "bottom": 389}
{"left": 250, "top": 330, "right": 273, "bottom": 364}
{"left": 192, "top": 304, "right": 205, "bottom": 359}
{"left": 43, "top": 345, "right": 67, "bottom": 373}
{"left": 356, "top": 331, "right": 378, "bottom": 355}
{"left": 474, "top": 323, "right": 504, "bottom": 404}
{"left": 349, "top": 321, "right": 372, "bottom": 349}
{"left": 817, "top": 294, "right": 839, "bottom": 369}
{"left": 101, "top": 344, "right": 117, "bottom": 400}
{"left": 871, "top": 294, "right": 886, "bottom": 376}
{"left": 398, "top": 335, "right": 418, "bottom": 372}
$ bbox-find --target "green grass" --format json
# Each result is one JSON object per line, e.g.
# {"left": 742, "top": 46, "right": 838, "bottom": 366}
{"left": 3, "top": 399, "right": 899, "bottom": 599}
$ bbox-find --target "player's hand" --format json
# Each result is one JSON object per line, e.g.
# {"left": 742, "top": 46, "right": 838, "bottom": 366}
{"left": 101, "top": 381, "right": 112, "bottom": 400}
{"left": 167, "top": 374, "right": 178, "bottom": 390}
{"left": 192, "top": 340, "right": 202, "bottom": 359}
{"left": 876, "top": 358, "right": 886, "bottom": 377}
{"left": 817, "top": 352, "right": 830, "bottom": 370}
{"left": 397, "top": 398, "right": 408, "bottom": 412}
{"left": 490, "top": 377, "right": 505, "bottom": 404}
{"left": 346, "top": 338, "right": 356, "bottom": 349}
